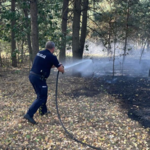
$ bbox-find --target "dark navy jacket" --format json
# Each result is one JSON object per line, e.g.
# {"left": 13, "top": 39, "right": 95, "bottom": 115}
{"left": 31, "top": 49, "right": 60, "bottom": 78}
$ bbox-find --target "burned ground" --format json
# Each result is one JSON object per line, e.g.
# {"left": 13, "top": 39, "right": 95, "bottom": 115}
{"left": 101, "top": 76, "right": 150, "bottom": 128}
{"left": 0, "top": 68, "right": 150, "bottom": 150}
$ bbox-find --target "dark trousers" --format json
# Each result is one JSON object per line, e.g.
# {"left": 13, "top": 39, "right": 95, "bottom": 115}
{"left": 26, "top": 74, "right": 48, "bottom": 118}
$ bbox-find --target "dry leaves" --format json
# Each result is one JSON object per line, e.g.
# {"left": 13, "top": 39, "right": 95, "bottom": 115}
{"left": 0, "top": 69, "right": 150, "bottom": 149}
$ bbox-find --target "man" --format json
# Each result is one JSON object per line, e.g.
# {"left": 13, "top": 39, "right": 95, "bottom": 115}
{"left": 24, "top": 41, "right": 64, "bottom": 124}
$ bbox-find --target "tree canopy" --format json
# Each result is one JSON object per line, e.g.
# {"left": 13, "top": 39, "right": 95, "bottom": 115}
{"left": 0, "top": 0, "right": 150, "bottom": 66}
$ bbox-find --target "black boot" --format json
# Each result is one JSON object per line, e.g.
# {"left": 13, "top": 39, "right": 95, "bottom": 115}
{"left": 24, "top": 114, "right": 37, "bottom": 124}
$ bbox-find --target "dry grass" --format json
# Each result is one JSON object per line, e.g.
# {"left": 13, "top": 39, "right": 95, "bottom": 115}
{"left": 0, "top": 68, "right": 150, "bottom": 150}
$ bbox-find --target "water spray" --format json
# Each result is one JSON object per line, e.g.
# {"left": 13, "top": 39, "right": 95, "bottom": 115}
{"left": 64, "top": 59, "right": 92, "bottom": 69}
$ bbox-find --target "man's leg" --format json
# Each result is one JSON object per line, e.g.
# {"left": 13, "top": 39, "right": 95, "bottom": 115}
{"left": 24, "top": 75, "right": 48, "bottom": 124}
{"left": 39, "top": 102, "right": 47, "bottom": 115}
{"left": 27, "top": 81, "right": 48, "bottom": 117}
{"left": 38, "top": 84, "right": 49, "bottom": 115}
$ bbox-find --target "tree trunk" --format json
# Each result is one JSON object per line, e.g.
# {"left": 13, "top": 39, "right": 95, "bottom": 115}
{"left": 139, "top": 38, "right": 147, "bottom": 63}
{"left": 0, "top": 51, "right": 2, "bottom": 67}
{"left": 147, "top": 39, "right": 150, "bottom": 51}
{"left": 27, "top": 32, "right": 33, "bottom": 62}
{"left": 72, "top": 0, "right": 81, "bottom": 60}
{"left": 30, "top": 0, "right": 39, "bottom": 61}
{"left": 59, "top": 0, "right": 69, "bottom": 63}
{"left": 123, "top": 0, "right": 130, "bottom": 62}
{"left": 11, "top": 0, "right": 17, "bottom": 67}
{"left": 23, "top": 6, "right": 33, "bottom": 62}
{"left": 113, "top": 38, "right": 116, "bottom": 77}
{"left": 107, "top": 21, "right": 111, "bottom": 56}
{"left": 21, "top": 40, "right": 24, "bottom": 63}
{"left": 79, "top": 0, "right": 88, "bottom": 59}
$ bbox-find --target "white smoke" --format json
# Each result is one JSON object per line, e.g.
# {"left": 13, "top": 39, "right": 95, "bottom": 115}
{"left": 65, "top": 41, "right": 150, "bottom": 77}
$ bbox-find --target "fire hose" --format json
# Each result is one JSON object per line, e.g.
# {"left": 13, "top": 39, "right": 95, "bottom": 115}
{"left": 55, "top": 71, "right": 101, "bottom": 150}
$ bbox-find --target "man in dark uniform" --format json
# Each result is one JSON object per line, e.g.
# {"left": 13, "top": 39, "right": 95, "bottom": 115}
{"left": 24, "top": 41, "right": 64, "bottom": 124}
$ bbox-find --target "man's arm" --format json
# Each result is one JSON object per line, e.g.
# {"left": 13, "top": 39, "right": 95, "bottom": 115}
{"left": 52, "top": 56, "right": 64, "bottom": 73}
{"left": 58, "top": 65, "right": 64, "bottom": 73}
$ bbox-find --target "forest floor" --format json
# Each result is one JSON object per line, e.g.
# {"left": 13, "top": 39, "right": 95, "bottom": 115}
{"left": 0, "top": 68, "right": 150, "bottom": 150}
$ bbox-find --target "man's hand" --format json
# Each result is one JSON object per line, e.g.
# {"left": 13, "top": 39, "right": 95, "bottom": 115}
{"left": 58, "top": 64, "right": 64, "bottom": 73}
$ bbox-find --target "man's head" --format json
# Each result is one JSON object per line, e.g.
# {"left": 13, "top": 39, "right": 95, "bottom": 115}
{"left": 45, "top": 41, "right": 55, "bottom": 53}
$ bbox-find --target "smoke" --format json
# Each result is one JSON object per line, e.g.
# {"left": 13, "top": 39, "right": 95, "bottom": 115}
{"left": 65, "top": 41, "right": 150, "bottom": 77}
